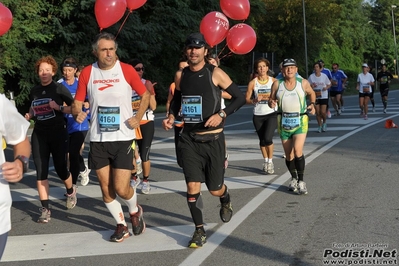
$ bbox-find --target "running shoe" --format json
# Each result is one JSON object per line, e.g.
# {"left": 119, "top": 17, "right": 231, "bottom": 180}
{"left": 364, "top": 114, "right": 368, "bottom": 120}
{"left": 110, "top": 224, "right": 130, "bottom": 242}
{"left": 219, "top": 201, "right": 233, "bottom": 223}
{"left": 130, "top": 205, "right": 146, "bottom": 235}
{"left": 136, "top": 160, "right": 142, "bottom": 175}
{"left": 288, "top": 178, "right": 298, "bottom": 192}
{"left": 360, "top": 111, "right": 364, "bottom": 117}
{"left": 79, "top": 166, "right": 90, "bottom": 186}
{"left": 262, "top": 163, "right": 267, "bottom": 173}
{"left": 188, "top": 228, "right": 207, "bottom": 248}
{"left": 372, "top": 107, "right": 376, "bottom": 113}
{"left": 327, "top": 110, "right": 331, "bottom": 118}
{"left": 130, "top": 175, "right": 141, "bottom": 189}
{"left": 317, "top": 126, "right": 322, "bottom": 133}
{"left": 224, "top": 153, "right": 229, "bottom": 169}
{"left": 383, "top": 108, "right": 387, "bottom": 114}
{"left": 322, "top": 123, "right": 327, "bottom": 132}
{"left": 141, "top": 180, "right": 150, "bottom": 194}
{"left": 338, "top": 109, "right": 342, "bottom": 115}
{"left": 298, "top": 181, "right": 308, "bottom": 195}
{"left": 341, "top": 106, "right": 344, "bottom": 112}
{"left": 267, "top": 162, "right": 274, "bottom": 174}
{"left": 37, "top": 207, "right": 51, "bottom": 223}
{"left": 66, "top": 185, "right": 77, "bottom": 209}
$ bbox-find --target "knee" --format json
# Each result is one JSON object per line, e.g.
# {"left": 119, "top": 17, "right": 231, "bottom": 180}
{"left": 209, "top": 186, "right": 224, "bottom": 197}
{"left": 187, "top": 182, "right": 201, "bottom": 194}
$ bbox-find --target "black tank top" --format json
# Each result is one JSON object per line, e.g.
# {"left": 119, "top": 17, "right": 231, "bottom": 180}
{"left": 180, "top": 63, "right": 222, "bottom": 133}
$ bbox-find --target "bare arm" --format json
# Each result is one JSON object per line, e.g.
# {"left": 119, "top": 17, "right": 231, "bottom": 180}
{"left": 268, "top": 80, "right": 279, "bottom": 109}
{"left": 145, "top": 80, "right": 157, "bottom": 111}
{"left": 302, "top": 79, "right": 316, "bottom": 115}
{"left": 72, "top": 99, "right": 87, "bottom": 123}
{"left": 245, "top": 80, "right": 255, "bottom": 104}
{"left": 2, "top": 136, "right": 31, "bottom": 183}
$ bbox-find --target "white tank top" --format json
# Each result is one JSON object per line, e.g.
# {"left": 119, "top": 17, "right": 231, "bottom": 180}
{"left": 87, "top": 61, "right": 136, "bottom": 142}
{"left": 276, "top": 78, "right": 307, "bottom": 114}
{"left": 253, "top": 77, "right": 276, "bottom": 115}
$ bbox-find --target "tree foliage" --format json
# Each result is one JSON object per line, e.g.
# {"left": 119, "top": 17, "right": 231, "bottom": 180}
{"left": 0, "top": 0, "right": 398, "bottom": 111}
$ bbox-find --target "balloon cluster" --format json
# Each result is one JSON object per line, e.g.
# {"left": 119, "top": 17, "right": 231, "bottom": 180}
{"left": 0, "top": 3, "right": 13, "bottom": 36}
{"left": 200, "top": 0, "right": 256, "bottom": 55}
{"left": 94, "top": 0, "right": 147, "bottom": 31}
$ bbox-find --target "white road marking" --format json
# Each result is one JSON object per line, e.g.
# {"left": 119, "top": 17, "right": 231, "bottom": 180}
{"left": 2, "top": 224, "right": 217, "bottom": 262}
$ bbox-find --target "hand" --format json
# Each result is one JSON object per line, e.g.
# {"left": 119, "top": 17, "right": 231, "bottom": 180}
{"left": 307, "top": 104, "right": 316, "bottom": 115}
{"left": 49, "top": 100, "right": 59, "bottom": 110}
{"left": 162, "top": 117, "right": 174, "bottom": 130}
{"left": 83, "top": 102, "right": 90, "bottom": 109}
{"left": 268, "top": 99, "right": 277, "bottom": 109}
{"left": 128, "top": 116, "right": 140, "bottom": 129}
{"left": 24, "top": 113, "right": 31, "bottom": 121}
{"left": 75, "top": 110, "right": 89, "bottom": 123}
{"left": 1, "top": 161, "right": 24, "bottom": 183}
{"left": 204, "top": 114, "right": 223, "bottom": 128}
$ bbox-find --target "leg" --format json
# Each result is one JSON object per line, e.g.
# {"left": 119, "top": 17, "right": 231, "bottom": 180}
{"left": 0, "top": 232, "right": 8, "bottom": 260}
{"left": 363, "top": 96, "right": 369, "bottom": 117}
{"left": 292, "top": 133, "right": 308, "bottom": 194}
{"left": 31, "top": 129, "right": 52, "bottom": 221}
{"left": 186, "top": 181, "right": 206, "bottom": 248}
{"left": 138, "top": 121, "right": 155, "bottom": 194}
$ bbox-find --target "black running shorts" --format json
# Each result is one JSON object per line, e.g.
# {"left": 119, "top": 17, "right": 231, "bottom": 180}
{"left": 89, "top": 140, "right": 134, "bottom": 170}
{"left": 178, "top": 131, "right": 225, "bottom": 191}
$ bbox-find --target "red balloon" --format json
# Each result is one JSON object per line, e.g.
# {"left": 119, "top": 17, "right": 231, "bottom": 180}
{"left": 220, "top": 0, "right": 250, "bottom": 20}
{"left": 95, "top": 0, "right": 127, "bottom": 30}
{"left": 226, "top": 23, "right": 257, "bottom": 55}
{"left": 126, "top": 0, "right": 147, "bottom": 11}
{"left": 0, "top": 3, "right": 13, "bottom": 36}
{"left": 200, "top": 11, "right": 229, "bottom": 47}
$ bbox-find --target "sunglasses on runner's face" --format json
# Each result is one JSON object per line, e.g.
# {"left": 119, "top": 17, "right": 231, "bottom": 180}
{"left": 135, "top": 67, "right": 144, "bottom": 71}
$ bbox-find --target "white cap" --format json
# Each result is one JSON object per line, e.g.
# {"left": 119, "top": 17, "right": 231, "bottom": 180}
{"left": 362, "top": 63, "right": 369, "bottom": 68}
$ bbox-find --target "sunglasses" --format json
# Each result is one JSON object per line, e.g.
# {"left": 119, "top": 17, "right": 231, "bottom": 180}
{"left": 185, "top": 39, "right": 206, "bottom": 47}
{"left": 135, "top": 67, "right": 144, "bottom": 71}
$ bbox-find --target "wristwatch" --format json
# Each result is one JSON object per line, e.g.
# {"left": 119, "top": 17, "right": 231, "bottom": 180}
{"left": 15, "top": 155, "right": 29, "bottom": 173}
{"left": 60, "top": 105, "right": 64, "bottom": 112}
{"left": 218, "top": 110, "right": 226, "bottom": 118}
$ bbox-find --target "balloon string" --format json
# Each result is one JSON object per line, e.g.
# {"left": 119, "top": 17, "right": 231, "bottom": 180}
{"left": 217, "top": 44, "right": 228, "bottom": 58}
{"left": 218, "top": 51, "right": 233, "bottom": 61}
{"left": 115, "top": 10, "right": 132, "bottom": 40}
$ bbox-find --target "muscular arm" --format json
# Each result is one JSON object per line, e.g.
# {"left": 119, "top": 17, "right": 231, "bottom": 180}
{"left": 168, "top": 70, "right": 183, "bottom": 119}
{"left": 245, "top": 80, "right": 255, "bottom": 104}
{"left": 268, "top": 80, "right": 279, "bottom": 109}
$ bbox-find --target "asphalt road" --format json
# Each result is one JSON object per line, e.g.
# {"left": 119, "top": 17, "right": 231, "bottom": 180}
{"left": 2, "top": 90, "right": 399, "bottom": 266}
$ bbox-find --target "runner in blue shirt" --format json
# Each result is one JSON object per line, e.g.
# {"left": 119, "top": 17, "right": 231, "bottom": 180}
{"left": 330, "top": 63, "right": 348, "bottom": 115}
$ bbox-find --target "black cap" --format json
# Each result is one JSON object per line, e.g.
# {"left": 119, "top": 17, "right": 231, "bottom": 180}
{"left": 185, "top": 33, "right": 207, "bottom": 48}
{"left": 282, "top": 58, "right": 297, "bottom": 67}
{"left": 318, "top": 59, "right": 324, "bottom": 63}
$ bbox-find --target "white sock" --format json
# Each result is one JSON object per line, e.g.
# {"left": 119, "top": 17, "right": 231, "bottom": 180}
{"left": 136, "top": 157, "right": 142, "bottom": 164}
{"left": 264, "top": 158, "right": 268, "bottom": 163}
{"left": 268, "top": 158, "right": 273, "bottom": 163}
{"left": 105, "top": 200, "right": 126, "bottom": 226}
{"left": 123, "top": 188, "right": 139, "bottom": 214}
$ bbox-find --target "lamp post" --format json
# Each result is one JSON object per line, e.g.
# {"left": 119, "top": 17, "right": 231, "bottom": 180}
{"left": 302, "top": 0, "right": 308, "bottom": 77}
{"left": 391, "top": 5, "right": 398, "bottom": 76}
